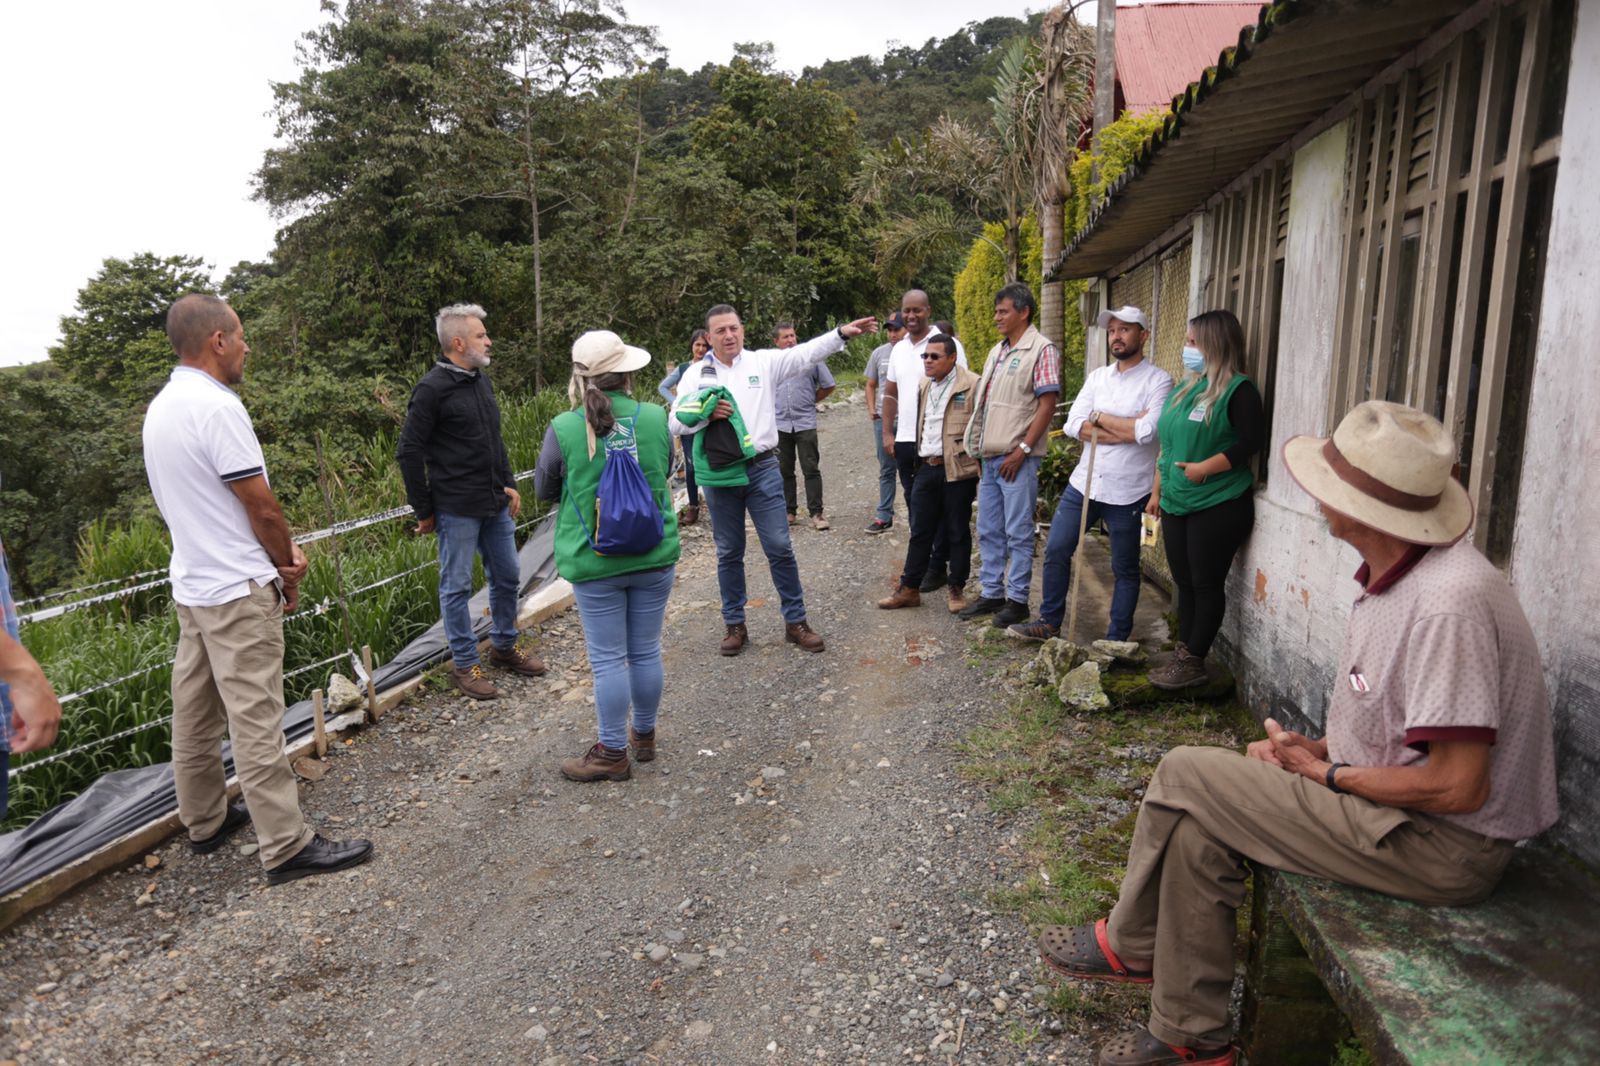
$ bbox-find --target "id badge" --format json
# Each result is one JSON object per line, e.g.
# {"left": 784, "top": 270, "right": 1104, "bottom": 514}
{"left": 1140, "top": 512, "right": 1160, "bottom": 546}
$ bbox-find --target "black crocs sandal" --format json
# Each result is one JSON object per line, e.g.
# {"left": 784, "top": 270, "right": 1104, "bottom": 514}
{"left": 1038, "top": 918, "right": 1154, "bottom": 984}
{"left": 1098, "top": 1027, "right": 1235, "bottom": 1066}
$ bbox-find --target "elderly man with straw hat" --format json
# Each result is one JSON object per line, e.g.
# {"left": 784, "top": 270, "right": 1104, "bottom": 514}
{"left": 1036, "top": 401, "right": 1559, "bottom": 1066}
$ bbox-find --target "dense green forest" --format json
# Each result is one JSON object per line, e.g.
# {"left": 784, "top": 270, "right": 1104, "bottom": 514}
{"left": 0, "top": 0, "right": 1041, "bottom": 599}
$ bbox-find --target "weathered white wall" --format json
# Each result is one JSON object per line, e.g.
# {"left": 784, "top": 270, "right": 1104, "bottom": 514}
{"left": 1503, "top": 0, "right": 1600, "bottom": 864}
{"left": 1215, "top": 119, "right": 1364, "bottom": 734}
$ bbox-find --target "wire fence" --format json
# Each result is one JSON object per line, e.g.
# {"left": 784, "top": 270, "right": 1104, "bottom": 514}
{"left": 8, "top": 465, "right": 545, "bottom": 791}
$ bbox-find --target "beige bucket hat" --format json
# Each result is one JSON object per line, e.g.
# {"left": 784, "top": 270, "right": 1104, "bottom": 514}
{"left": 1282, "top": 400, "right": 1473, "bottom": 546}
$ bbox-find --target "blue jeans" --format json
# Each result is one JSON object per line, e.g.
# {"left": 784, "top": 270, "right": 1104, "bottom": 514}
{"left": 571, "top": 565, "right": 675, "bottom": 750}
{"left": 435, "top": 507, "right": 522, "bottom": 669}
{"left": 1039, "top": 485, "right": 1148, "bottom": 639}
{"left": 872, "top": 420, "right": 896, "bottom": 523}
{"left": 975, "top": 455, "right": 1043, "bottom": 604}
{"left": 703, "top": 455, "right": 808, "bottom": 624}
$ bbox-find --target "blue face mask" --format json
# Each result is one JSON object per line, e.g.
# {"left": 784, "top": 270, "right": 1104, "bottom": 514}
{"left": 1181, "top": 346, "right": 1206, "bottom": 374}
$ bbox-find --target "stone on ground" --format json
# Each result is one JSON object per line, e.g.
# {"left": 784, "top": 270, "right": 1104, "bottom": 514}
{"left": 1057, "top": 661, "right": 1110, "bottom": 711}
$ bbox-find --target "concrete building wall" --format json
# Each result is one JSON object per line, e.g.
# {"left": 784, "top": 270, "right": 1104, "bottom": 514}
{"left": 1215, "top": 119, "right": 1363, "bottom": 736}
{"left": 1502, "top": 0, "right": 1600, "bottom": 864}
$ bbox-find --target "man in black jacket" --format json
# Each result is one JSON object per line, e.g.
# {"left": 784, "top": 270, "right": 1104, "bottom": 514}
{"left": 397, "top": 303, "right": 545, "bottom": 699}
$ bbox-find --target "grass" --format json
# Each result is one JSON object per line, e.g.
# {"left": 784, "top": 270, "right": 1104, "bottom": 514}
{"left": 957, "top": 633, "right": 1257, "bottom": 1034}
{"left": 5, "top": 388, "right": 569, "bottom": 832}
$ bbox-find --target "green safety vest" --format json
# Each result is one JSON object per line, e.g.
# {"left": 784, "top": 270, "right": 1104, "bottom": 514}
{"left": 1156, "top": 373, "right": 1254, "bottom": 516}
{"left": 551, "top": 395, "right": 681, "bottom": 583}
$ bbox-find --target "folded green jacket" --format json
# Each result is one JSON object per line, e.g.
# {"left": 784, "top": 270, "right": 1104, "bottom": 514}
{"left": 675, "top": 384, "right": 758, "bottom": 487}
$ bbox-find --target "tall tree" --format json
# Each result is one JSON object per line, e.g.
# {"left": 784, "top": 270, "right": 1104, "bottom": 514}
{"left": 50, "top": 253, "right": 212, "bottom": 403}
{"left": 1032, "top": 4, "right": 1094, "bottom": 347}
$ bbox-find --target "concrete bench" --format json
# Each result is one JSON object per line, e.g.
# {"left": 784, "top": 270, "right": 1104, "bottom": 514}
{"left": 1238, "top": 849, "right": 1600, "bottom": 1064}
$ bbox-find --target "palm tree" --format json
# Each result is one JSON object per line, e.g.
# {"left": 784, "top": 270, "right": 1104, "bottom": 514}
{"left": 1033, "top": 4, "right": 1096, "bottom": 345}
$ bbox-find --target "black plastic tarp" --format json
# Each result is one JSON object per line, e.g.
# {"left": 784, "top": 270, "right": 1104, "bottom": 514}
{"left": 0, "top": 515, "right": 559, "bottom": 898}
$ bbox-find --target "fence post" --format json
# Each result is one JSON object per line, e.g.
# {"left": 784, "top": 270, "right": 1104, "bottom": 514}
{"left": 361, "top": 644, "right": 378, "bottom": 723}
{"left": 312, "top": 688, "right": 328, "bottom": 758}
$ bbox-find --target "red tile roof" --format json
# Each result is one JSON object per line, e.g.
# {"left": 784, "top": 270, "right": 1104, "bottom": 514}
{"left": 1115, "top": 2, "right": 1264, "bottom": 114}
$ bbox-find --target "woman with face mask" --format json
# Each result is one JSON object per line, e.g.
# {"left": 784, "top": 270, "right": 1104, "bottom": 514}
{"left": 1145, "top": 310, "right": 1264, "bottom": 690}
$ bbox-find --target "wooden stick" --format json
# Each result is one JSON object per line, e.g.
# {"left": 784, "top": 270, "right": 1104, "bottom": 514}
{"left": 312, "top": 688, "right": 328, "bottom": 758}
{"left": 361, "top": 644, "right": 378, "bottom": 723}
{"left": 1065, "top": 424, "right": 1100, "bottom": 643}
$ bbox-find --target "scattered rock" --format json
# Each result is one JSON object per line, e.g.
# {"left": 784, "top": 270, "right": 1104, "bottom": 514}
{"left": 326, "top": 673, "right": 364, "bottom": 713}
{"left": 759, "top": 766, "right": 787, "bottom": 779}
{"left": 1058, "top": 660, "right": 1110, "bottom": 711}
{"left": 143, "top": 854, "right": 162, "bottom": 870}
{"left": 34, "top": 982, "right": 59, "bottom": 995}
{"left": 524, "top": 1024, "right": 548, "bottom": 1042}
{"left": 1091, "top": 639, "right": 1145, "bottom": 665}
{"left": 685, "top": 1020, "right": 715, "bottom": 1041}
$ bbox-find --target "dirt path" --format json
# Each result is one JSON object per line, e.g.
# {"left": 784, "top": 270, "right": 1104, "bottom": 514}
{"left": 0, "top": 396, "right": 1157, "bottom": 1065}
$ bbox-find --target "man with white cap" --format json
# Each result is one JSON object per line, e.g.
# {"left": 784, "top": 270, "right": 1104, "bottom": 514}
{"left": 398, "top": 303, "right": 546, "bottom": 701}
{"left": 1036, "top": 401, "right": 1559, "bottom": 1066}
{"left": 1008, "top": 305, "right": 1171, "bottom": 642}
{"left": 669, "top": 304, "right": 878, "bottom": 656}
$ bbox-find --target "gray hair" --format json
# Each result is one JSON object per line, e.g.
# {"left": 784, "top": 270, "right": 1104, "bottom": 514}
{"left": 436, "top": 303, "right": 488, "bottom": 351}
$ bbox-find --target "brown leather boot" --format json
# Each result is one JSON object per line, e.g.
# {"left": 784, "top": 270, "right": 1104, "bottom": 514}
{"left": 629, "top": 726, "right": 656, "bottom": 763}
{"left": 489, "top": 641, "right": 547, "bottom": 676}
{"left": 560, "top": 743, "right": 631, "bottom": 782}
{"left": 679, "top": 505, "right": 699, "bottom": 526}
{"left": 720, "top": 623, "right": 748, "bottom": 656}
{"left": 877, "top": 585, "right": 921, "bottom": 610}
{"left": 450, "top": 663, "right": 499, "bottom": 700}
{"left": 784, "top": 620, "right": 825, "bottom": 653}
{"left": 947, "top": 586, "right": 968, "bottom": 614}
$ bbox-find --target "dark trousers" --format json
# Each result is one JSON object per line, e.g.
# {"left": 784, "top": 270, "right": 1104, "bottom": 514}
{"left": 895, "top": 441, "right": 948, "bottom": 571}
{"left": 901, "top": 462, "right": 978, "bottom": 590}
{"left": 679, "top": 436, "right": 699, "bottom": 507}
{"left": 778, "top": 429, "right": 823, "bottom": 516}
{"left": 1160, "top": 492, "right": 1255, "bottom": 658}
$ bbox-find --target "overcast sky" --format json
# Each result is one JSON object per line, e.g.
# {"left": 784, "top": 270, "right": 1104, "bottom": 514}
{"left": 0, "top": 0, "right": 1067, "bottom": 368}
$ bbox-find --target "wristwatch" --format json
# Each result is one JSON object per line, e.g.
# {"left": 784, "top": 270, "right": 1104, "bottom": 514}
{"left": 1017, "top": 441, "right": 1033, "bottom": 456}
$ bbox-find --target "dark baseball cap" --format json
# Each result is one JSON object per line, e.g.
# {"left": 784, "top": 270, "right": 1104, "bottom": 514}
{"left": 885, "top": 314, "right": 906, "bottom": 330}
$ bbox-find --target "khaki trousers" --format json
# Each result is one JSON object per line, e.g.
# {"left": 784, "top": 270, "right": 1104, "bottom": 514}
{"left": 1107, "top": 746, "right": 1514, "bottom": 1048}
{"left": 171, "top": 580, "right": 312, "bottom": 869}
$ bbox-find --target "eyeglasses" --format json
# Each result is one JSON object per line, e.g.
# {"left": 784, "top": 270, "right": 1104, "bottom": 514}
{"left": 920, "top": 352, "right": 949, "bottom": 361}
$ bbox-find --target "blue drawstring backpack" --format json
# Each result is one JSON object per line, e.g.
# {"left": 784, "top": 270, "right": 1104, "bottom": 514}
{"left": 569, "top": 413, "right": 665, "bottom": 556}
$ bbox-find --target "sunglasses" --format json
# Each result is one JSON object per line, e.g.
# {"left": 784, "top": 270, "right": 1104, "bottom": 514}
{"left": 920, "top": 351, "right": 952, "bottom": 361}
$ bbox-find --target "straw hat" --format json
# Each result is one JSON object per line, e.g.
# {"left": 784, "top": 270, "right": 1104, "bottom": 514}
{"left": 571, "top": 330, "right": 651, "bottom": 376}
{"left": 1282, "top": 401, "right": 1473, "bottom": 546}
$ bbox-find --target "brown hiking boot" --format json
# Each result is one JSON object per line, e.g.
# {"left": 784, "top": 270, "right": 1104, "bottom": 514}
{"left": 560, "top": 743, "right": 631, "bottom": 782}
{"left": 947, "top": 586, "right": 968, "bottom": 614}
{"left": 490, "top": 640, "right": 547, "bottom": 676}
{"left": 630, "top": 726, "right": 656, "bottom": 763}
{"left": 785, "top": 620, "right": 825, "bottom": 653}
{"left": 451, "top": 663, "right": 499, "bottom": 700}
{"left": 679, "top": 505, "right": 699, "bottom": 526}
{"left": 877, "top": 585, "right": 921, "bottom": 610}
{"left": 720, "top": 623, "right": 748, "bottom": 656}
{"left": 1149, "top": 643, "right": 1209, "bottom": 690}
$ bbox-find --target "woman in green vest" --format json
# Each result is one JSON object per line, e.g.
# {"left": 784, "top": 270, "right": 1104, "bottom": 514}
{"left": 1146, "top": 310, "right": 1264, "bottom": 690}
{"left": 534, "top": 331, "right": 681, "bottom": 781}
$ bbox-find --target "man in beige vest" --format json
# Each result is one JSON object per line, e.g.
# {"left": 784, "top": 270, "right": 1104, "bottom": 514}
{"left": 958, "top": 283, "right": 1062, "bottom": 628}
{"left": 1036, "top": 402, "right": 1558, "bottom": 1066}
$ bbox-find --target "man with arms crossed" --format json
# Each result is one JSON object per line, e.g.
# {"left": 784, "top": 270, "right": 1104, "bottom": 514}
{"left": 1036, "top": 401, "right": 1558, "bottom": 1066}
{"left": 958, "top": 284, "right": 1062, "bottom": 629}
{"left": 397, "top": 304, "right": 546, "bottom": 700}
{"left": 670, "top": 305, "right": 877, "bottom": 656}
{"left": 144, "top": 294, "right": 372, "bottom": 884}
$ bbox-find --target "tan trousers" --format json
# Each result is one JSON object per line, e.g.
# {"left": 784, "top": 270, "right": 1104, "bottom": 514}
{"left": 1106, "top": 745, "right": 1514, "bottom": 1048}
{"left": 171, "top": 580, "right": 312, "bottom": 869}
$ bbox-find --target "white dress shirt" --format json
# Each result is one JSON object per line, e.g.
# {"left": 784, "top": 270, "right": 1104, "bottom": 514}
{"left": 918, "top": 372, "right": 960, "bottom": 459}
{"left": 1062, "top": 358, "right": 1174, "bottom": 505}
{"left": 885, "top": 332, "right": 967, "bottom": 442}
{"left": 669, "top": 330, "right": 846, "bottom": 453}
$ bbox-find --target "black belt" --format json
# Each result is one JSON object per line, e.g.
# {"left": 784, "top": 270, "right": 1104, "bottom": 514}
{"left": 751, "top": 449, "right": 777, "bottom": 464}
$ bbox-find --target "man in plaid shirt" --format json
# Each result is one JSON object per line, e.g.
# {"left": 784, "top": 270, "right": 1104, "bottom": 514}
{"left": 0, "top": 536, "right": 62, "bottom": 818}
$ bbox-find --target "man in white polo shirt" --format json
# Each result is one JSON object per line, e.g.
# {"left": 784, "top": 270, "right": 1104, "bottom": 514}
{"left": 670, "top": 303, "right": 877, "bottom": 656}
{"left": 1008, "top": 305, "right": 1172, "bottom": 643}
{"left": 144, "top": 294, "right": 372, "bottom": 885}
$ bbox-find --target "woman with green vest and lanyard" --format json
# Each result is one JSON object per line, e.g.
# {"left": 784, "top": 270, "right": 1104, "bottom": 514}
{"left": 534, "top": 331, "right": 681, "bottom": 781}
{"left": 1146, "top": 310, "right": 1264, "bottom": 691}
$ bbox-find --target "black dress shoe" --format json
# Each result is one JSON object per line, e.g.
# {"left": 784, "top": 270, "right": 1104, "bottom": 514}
{"left": 918, "top": 565, "right": 948, "bottom": 593}
{"left": 991, "top": 600, "right": 1030, "bottom": 628}
{"left": 190, "top": 800, "right": 252, "bottom": 855}
{"left": 266, "top": 833, "right": 374, "bottom": 885}
{"left": 957, "top": 596, "right": 1006, "bottom": 621}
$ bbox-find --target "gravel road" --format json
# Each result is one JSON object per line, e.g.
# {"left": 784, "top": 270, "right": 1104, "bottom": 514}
{"left": 1, "top": 396, "right": 1126, "bottom": 1065}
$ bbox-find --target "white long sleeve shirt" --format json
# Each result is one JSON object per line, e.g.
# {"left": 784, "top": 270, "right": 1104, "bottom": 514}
{"left": 1063, "top": 358, "right": 1174, "bottom": 505}
{"left": 669, "top": 330, "right": 846, "bottom": 453}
